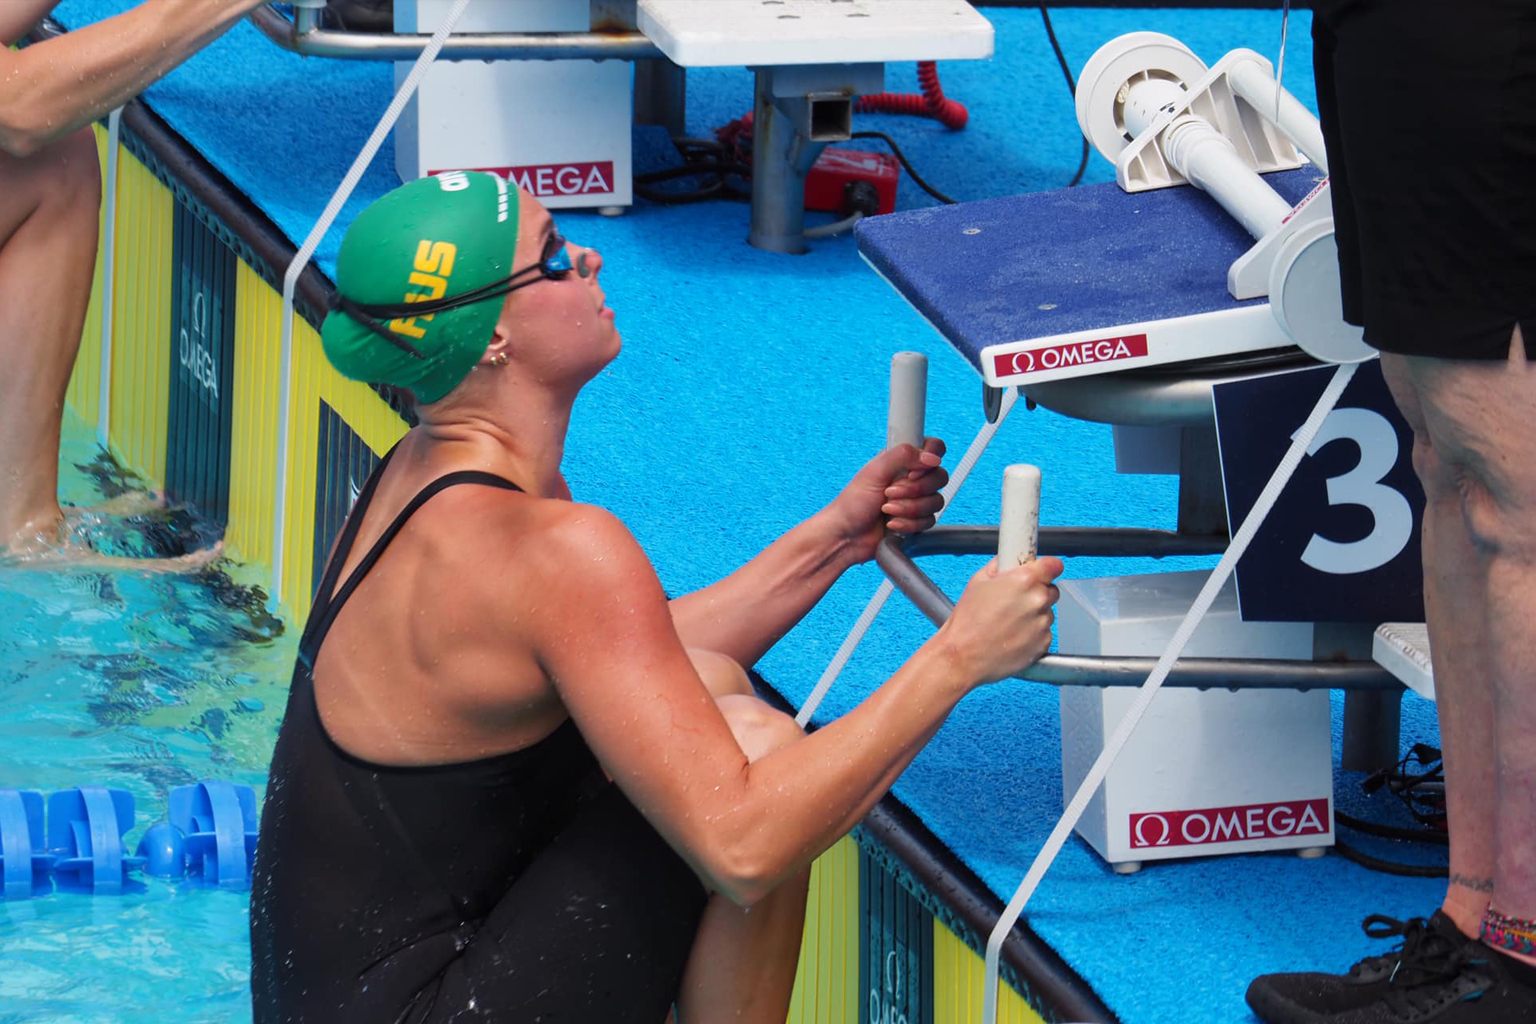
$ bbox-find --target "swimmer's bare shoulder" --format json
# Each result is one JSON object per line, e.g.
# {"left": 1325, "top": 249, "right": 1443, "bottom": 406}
{"left": 418, "top": 484, "right": 669, "bottom": 644}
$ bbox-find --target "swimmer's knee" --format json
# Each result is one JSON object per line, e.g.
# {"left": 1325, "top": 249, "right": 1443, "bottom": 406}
{"left": 687, "top": 648, "right": 753, "bottom": 700}
{"left": 715, "top": 694, "right": 804, "bottom": 763}
{"left": 40, "top": 129, "right": 101, "bottom": 211}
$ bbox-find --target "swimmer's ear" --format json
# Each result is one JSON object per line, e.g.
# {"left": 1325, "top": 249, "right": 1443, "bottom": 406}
{"left": 481, "top": 333, "right": 513, "bottom": 370}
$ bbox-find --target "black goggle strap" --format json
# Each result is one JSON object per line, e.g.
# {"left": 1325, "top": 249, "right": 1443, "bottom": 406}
{"left": 330, "top": 292, "right": 429, "bottom": 360}
{"left": 331, "top": 247, "right": 584, "bottom": 357}
{"left": 334, "top": 258, "right": 558, "bottom": 325}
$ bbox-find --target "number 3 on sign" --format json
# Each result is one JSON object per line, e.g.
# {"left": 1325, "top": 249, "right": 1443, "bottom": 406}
{"left": 1291, "top": 407, "right": 1414, "bottom": 575}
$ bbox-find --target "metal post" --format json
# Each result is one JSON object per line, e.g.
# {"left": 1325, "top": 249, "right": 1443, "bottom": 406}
{"left": 1343, "top": 687, "right": 1404, "bottom": 770}
{"left": 749, "top": 69, "right": 824, "bottom": 254}
{"left": 1176, "top": 423, "right": 1230, "bottom": 539}
{"left": 635, "top": 58, "right": 686, "bottom": 137}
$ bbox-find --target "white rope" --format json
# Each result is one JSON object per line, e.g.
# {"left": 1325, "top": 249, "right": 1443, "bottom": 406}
{"left": 797, "top": 386, "right": 1021, "bottom": 726}
{"left": 1276, "top": 0, "right": 1292, "bottom": 123}
{"left": 981, "top": 361, "right": 1358, "bottom": 1023}
{"left": 270, "top": 0, "right": 474, "bottom": 604}
{"left": 96, "top": 107, "right": 124, "bottom": 450}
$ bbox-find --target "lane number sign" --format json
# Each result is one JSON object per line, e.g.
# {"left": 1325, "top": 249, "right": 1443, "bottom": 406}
{"left": 1212, "top": 360, "right": 1426, "bottom": 623}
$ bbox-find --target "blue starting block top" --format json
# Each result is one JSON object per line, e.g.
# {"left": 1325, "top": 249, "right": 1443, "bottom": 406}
{"left": 855, "top": 167, "right": 1326, "bottom": 382}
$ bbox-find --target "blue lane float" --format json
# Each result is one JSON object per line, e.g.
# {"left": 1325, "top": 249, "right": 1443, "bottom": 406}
{"left": 47, "top": 787, "right": 144, "bottom": 895}
{"left": 0, "top": 789, "right": 54, "bottom": 899}
{"left": 166, "top": 780, "right": 258, "bottom": 889}
{"left": 0, "top": 781, "right": 257, "bottom": 899}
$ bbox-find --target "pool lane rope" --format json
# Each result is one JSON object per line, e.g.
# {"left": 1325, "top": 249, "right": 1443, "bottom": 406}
{"left": 271, "top": 0, "right": 474, "bottom": 605}
{"left": 980, "top": 360, "right": 1358, "bottom": 1024}
{"left": 796, "top": 381, "right": 1022, "bottom": 728}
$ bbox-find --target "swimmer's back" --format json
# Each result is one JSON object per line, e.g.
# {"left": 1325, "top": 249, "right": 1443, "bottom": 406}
{"left": 250, "top": 440, "right": 709, "bottom": 1022}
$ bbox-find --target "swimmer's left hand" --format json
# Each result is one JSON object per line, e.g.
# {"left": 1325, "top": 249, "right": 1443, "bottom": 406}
{"left": 825, "top": 438, "right": 948, "bottom": 563}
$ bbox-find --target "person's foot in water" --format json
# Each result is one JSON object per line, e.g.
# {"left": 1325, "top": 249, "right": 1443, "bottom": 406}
{"left": 2, "top": 499, "right": 222, "bottom": 572}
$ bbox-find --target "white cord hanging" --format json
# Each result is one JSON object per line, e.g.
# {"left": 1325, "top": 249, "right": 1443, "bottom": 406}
{"left": 270, "top": 0, "right": 474, "bottom": 605}
{"left": 981, "top": 361, "right": 1359, "bottom": 1024}
{"left": 96, "top": 107, "right": 124, "bottom": 450}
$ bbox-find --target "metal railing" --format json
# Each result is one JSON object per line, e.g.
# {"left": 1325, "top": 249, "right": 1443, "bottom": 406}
{"left": 249, "top": 3, "right": 663, "bottom": 62}
{"left": 875, "top": 532, "right": 1402, "bottom": 692}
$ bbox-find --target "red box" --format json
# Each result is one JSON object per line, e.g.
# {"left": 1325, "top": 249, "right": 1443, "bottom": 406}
{"left": 804, "top": 148, "right": 899, "bottom": 215}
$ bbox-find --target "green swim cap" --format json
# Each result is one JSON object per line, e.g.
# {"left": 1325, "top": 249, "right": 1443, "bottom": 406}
{"left": 321, "top": 171, "right": 519, "bottom": 405}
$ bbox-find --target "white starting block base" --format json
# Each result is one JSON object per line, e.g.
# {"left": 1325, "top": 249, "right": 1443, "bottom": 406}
{"left": 395, "top": 0, "right": 631, "bottom": 208}
{"left": 637, "top": 0, "right": 993, "bottom": 67}
{"left": 1373, "top": 623, "right": 1435, "bottom": 702}
{"left": 1059, "top": 571, "right": 1335, "bottom": 871}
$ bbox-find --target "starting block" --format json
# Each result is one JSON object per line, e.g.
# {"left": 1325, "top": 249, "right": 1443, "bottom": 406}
{"left": 639, "top": 0, "right": 993, "bottom": 252}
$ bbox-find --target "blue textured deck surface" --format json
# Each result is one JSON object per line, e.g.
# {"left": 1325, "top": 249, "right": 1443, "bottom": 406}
{"left": 49, "top": 5, "right": 1448, "bottom": 1022}
{"left": 855, "top": 167, "right": 1321, "bottom": 370}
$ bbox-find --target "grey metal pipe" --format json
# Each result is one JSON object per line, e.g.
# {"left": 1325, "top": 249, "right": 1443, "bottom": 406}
{"left": 748, "top": 71, "right": 828, "bottom": 254}
{"left": 874, "top": 537, "right": 1401, "bottom": 691}
{"left": 250, "top": 4, "right": 662, "bottom": 61}
{"left": 903, "top": 525, "right": 1228, "bottom": 560}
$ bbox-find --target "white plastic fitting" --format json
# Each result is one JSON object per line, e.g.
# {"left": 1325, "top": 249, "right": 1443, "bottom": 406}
{"left": 998, "top": 464, "right": 1041, "bottom": 568}
{"left": 886, "top": 351, "right": 928, "bottom": 451}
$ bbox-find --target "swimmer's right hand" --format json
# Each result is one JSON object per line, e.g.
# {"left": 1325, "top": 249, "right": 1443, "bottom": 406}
{"left": 937, "top": 556, "right": 1064, "bottom": 686}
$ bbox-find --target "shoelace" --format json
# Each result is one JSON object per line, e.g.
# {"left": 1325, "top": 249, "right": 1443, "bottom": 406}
{"left": 1352, "top": 916, "right": 1464, "bottom": 985}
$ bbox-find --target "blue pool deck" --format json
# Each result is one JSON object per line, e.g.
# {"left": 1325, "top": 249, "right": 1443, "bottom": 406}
{"left": 32, "top": 4, "right": 1451, "bottom": 1023}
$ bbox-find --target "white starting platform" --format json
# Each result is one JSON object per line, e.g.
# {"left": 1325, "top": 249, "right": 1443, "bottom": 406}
{"left": 1373, "top": 622, "right": 1435, "bottom": 702}
{"left": 636, "top": 0, "right": 994, "bottom": 67}
{"left": 639, "top": 0, "right": 993, "bottom": 252}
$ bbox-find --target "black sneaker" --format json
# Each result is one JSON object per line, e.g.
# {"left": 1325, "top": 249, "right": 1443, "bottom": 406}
{"left": 1246, "top": 912, "right": 1473, "bottom": 1024}
{"left": 1325, "top": 941, "right": 1536, "bottom": 1022}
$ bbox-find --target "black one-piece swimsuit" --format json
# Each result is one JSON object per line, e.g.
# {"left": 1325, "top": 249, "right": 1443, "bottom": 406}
{"left": 250, "top": 449, "right": 708, "bottom": 1023}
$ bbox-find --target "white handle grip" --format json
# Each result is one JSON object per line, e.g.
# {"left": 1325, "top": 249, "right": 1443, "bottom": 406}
{"left": 998, "top": 464, "right": 1041, "bottom": 567}
{"left": 886, "top": 351, "right": 927, "bottom": 451}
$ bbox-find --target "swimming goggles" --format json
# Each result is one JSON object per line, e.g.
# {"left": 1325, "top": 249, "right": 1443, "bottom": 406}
{"left": 332, "top": 232, "right": 584, "bottom": 360}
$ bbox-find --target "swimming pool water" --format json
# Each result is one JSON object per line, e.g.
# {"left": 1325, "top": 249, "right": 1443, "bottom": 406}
{"left": 1, "top": 409, "right": 295, "bottom": 1024}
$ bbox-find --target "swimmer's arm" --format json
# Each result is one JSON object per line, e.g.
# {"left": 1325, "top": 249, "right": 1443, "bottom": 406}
{"left": 668, "top": 441, "right": 945, "bottom": 666}
{"left": 0, "top": 2, "right": 60, "bottom": 47}
{"left": 665, "top": 509, "right": 857, "bottom": 668}
{"left": 533, "top": 506, "right": 1006, "bottom": 907}
{"left": 0, "top": 0, "right": 266, "bottom": 157}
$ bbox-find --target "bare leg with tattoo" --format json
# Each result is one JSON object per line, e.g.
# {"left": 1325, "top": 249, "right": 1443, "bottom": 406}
{"left": 1383, "top": 330, "right": 1536, "bottom": 972}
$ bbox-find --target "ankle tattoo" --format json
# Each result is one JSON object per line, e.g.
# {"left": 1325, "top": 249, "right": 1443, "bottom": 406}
{"left": 1481, "top": 906, "right": 1536, "bottom": 956}
{"left": 1450, "top": 873, "right": 1495, "bottom": 894}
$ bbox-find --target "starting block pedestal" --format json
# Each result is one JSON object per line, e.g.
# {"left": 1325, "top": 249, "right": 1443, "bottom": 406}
{"left": 395, "top": 0, "right": 632, "bottom": 209}
{"left": 1059, "top": 571, "right": 1334, "bottom": 872}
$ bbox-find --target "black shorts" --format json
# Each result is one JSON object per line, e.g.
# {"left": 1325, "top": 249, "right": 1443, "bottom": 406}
{"left": 1312, "top": 0, "right": 1536, "bottom": 360}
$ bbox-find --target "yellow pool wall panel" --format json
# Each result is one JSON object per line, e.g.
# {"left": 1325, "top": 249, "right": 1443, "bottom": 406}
{"left": 64, "top": 123, "right": 111, "bottom": 431}
{"left": 226, "top": 261, "right": 284, "bottom": 571}
{"left": 934, "top": 921, "right": 1048, "bottom": 1024}
{"left": 106, "top": 145, "right": 173, "bottom": 489}
{"left": 787, "top": 835, "right": 860, "bottom": 1024}
{"left": 274, "top": 312, "right": 407, "bottom": 624}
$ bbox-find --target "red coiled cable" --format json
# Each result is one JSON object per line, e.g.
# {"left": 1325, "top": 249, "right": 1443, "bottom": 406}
{"left": 855, "top": 61, "right": 968, "bottom": 130}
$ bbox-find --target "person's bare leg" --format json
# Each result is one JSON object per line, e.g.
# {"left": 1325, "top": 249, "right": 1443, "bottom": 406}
{"left": 0, "top": 128, "right": 101, "bottom": 551}
{"left": 674, "top": 650, "right": 812, "bottom": 1024}
{"left": 1388, "top": 327, "right": 1536, "bottom": 966}
{"left": 1380, "top": 353, "right": 1497, "bottom": 938}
